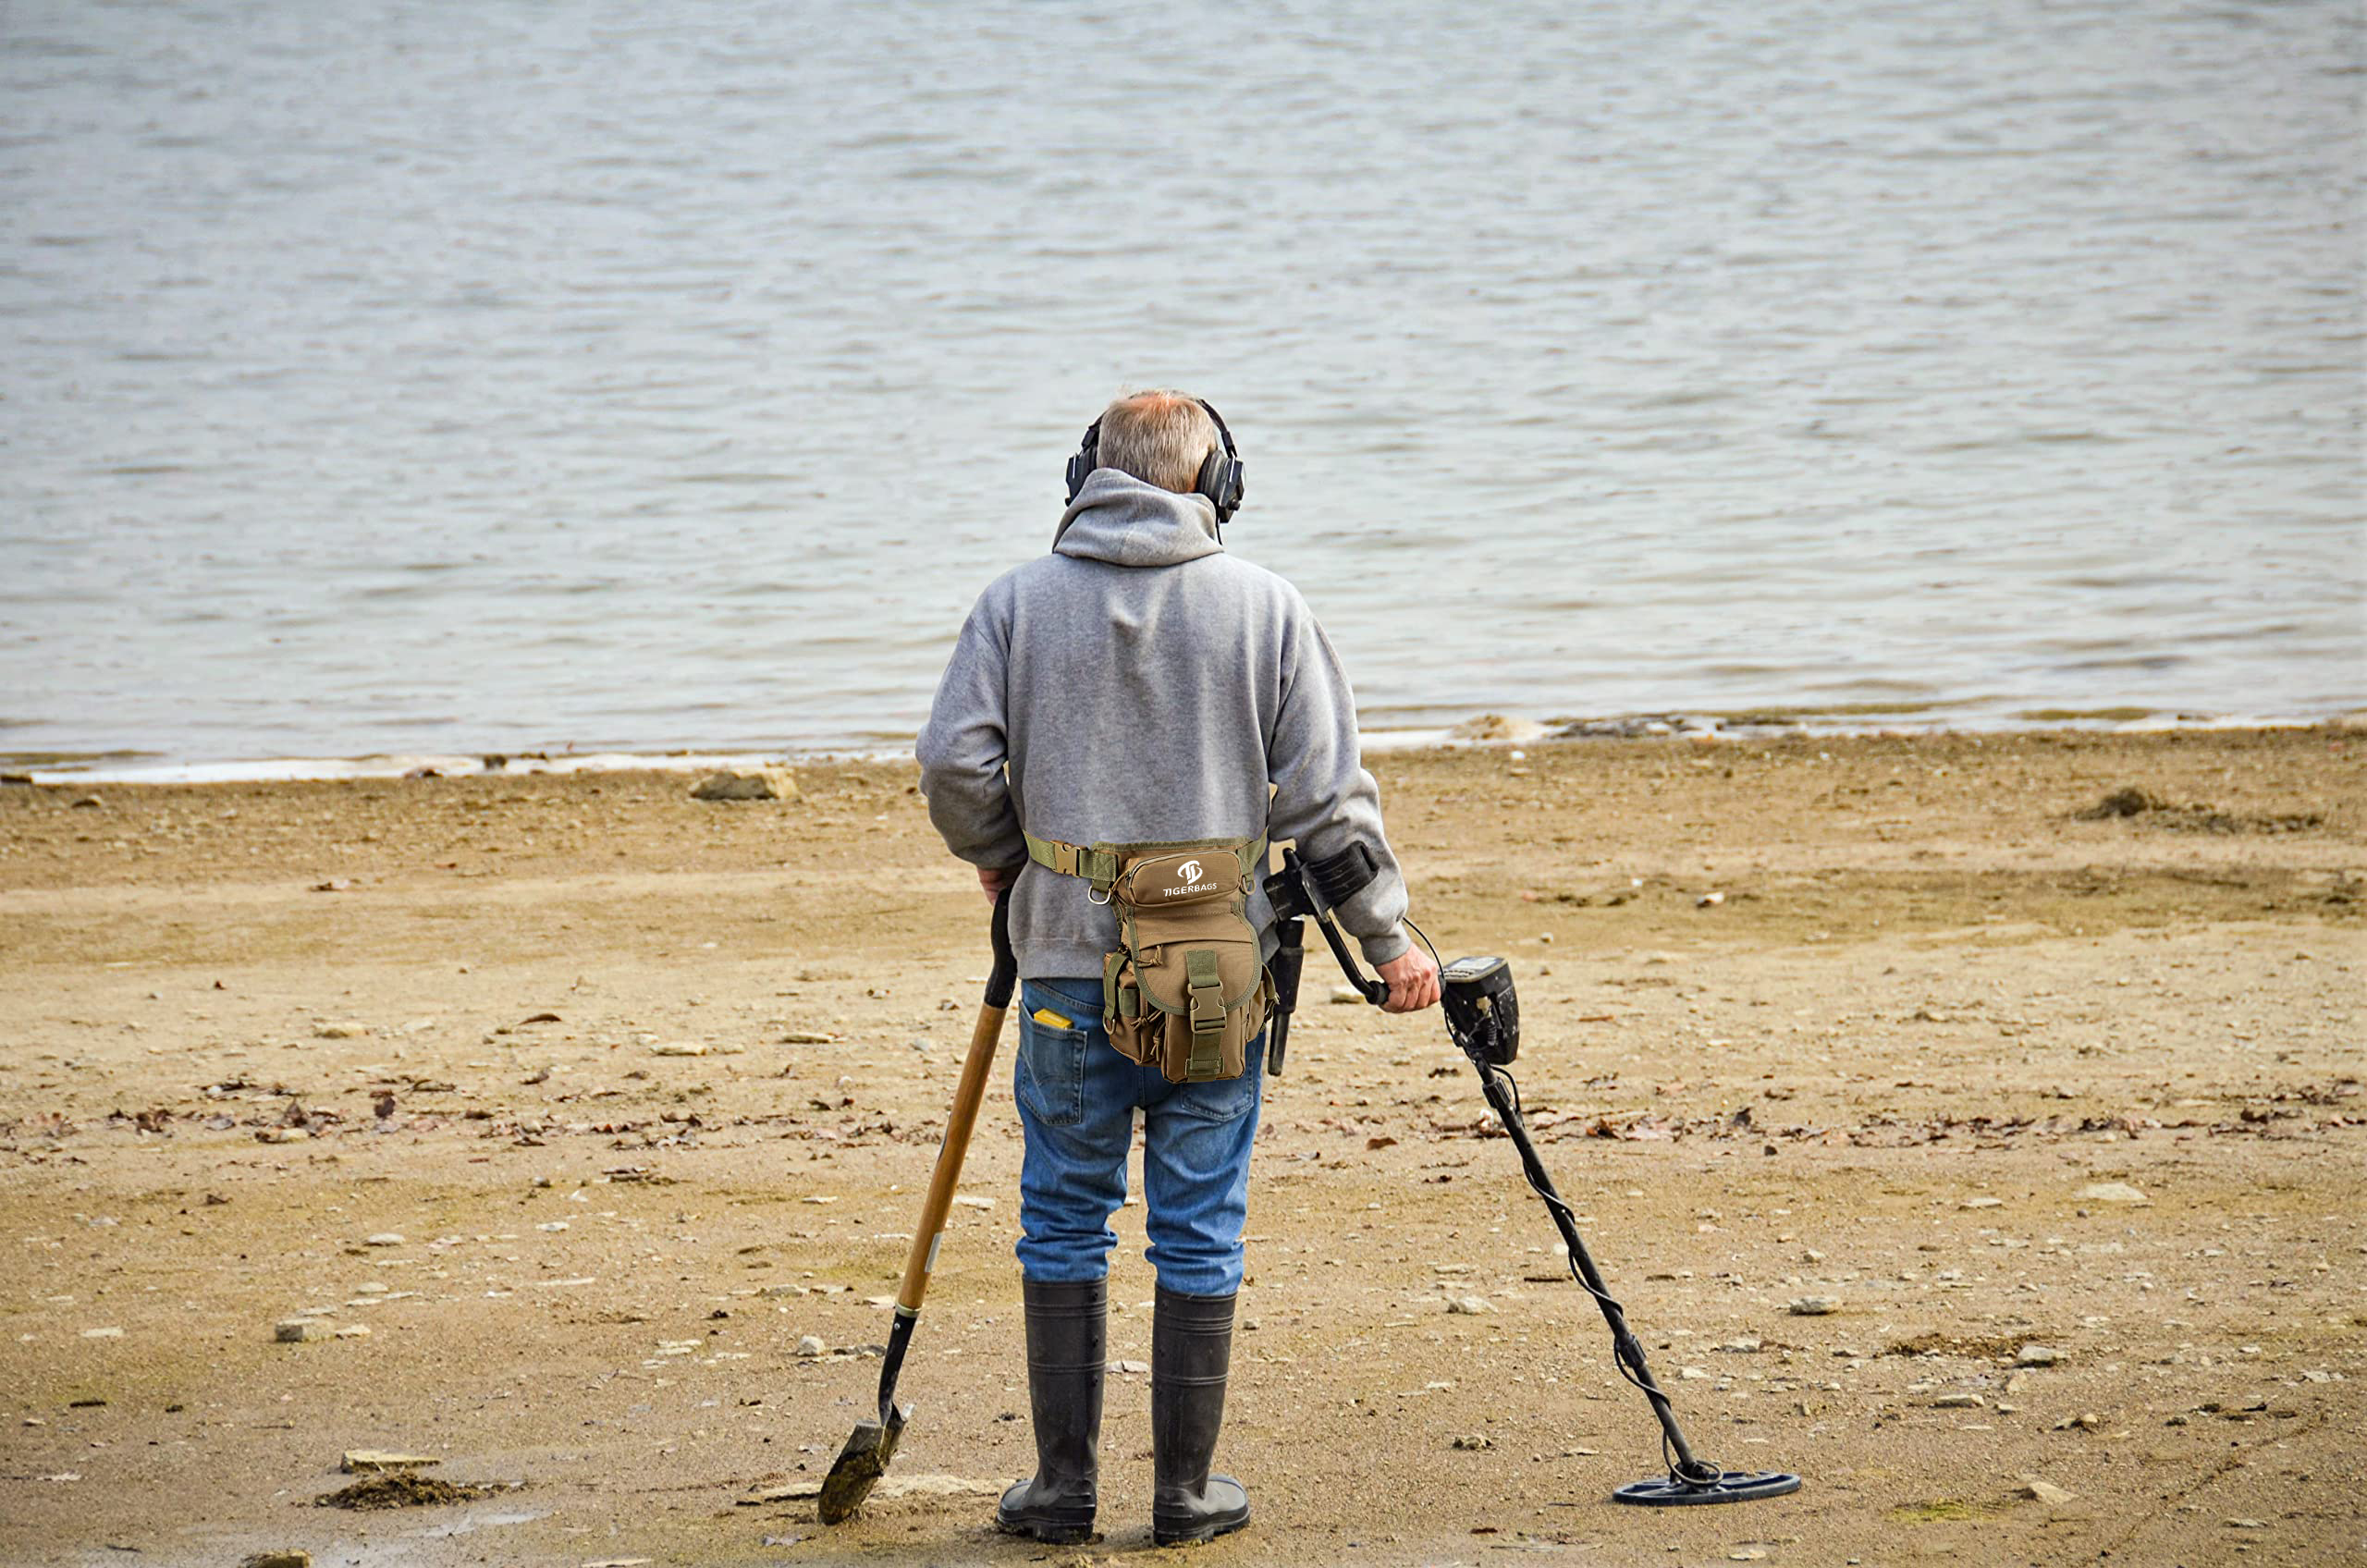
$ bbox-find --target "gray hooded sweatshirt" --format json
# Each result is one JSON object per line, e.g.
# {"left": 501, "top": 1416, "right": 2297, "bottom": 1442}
{"left": 916, "top": 468, "right": 1410, "bottom": 981}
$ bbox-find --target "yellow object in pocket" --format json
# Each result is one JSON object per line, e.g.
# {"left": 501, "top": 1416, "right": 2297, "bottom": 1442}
{"left": 1030, "top": 1007, "right": 1073, "bottom": 1030}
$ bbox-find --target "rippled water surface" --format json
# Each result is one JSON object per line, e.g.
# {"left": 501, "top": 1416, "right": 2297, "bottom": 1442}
{"left": 3, "top": 0, "right": 2361, "bottom": 766}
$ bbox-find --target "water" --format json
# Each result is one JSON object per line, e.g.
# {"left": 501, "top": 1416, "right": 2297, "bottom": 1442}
{"left": 4, "top": 0, "right": 2361, "bottom": 771}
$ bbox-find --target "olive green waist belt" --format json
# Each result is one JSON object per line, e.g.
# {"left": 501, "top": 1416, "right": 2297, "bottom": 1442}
{"left": 1022, "top": 832, "right": 1267, "bottom": 897}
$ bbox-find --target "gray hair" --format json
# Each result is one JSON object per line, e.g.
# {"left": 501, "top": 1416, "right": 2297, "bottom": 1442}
{"left": 1093, "top": 389, "right": 1219, "bottom": 495}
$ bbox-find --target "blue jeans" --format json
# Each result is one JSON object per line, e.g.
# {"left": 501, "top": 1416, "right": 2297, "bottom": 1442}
{"left": 1012, "top": 975, "right": 1264, "bottom": 1296}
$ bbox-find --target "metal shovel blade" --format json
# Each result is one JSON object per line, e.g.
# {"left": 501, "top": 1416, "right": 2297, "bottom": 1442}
{"left": 816, "top": 1403, "right": 908, "bottom": 1524}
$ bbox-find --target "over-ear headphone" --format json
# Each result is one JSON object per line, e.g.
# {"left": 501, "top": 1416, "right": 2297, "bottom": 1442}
{"left": 1065, "top": 398, "right": 1246, "bottom": 528}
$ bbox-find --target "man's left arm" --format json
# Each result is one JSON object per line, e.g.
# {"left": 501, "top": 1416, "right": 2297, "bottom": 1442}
{"left": 915, "top": 591, "right": 1027, "bottom": 883}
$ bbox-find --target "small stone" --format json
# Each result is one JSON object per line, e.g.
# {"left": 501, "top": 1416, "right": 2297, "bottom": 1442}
{"left": 795, "top": 1335, "right": 827, "bottom": 1357}
{"left": 952, "top": 1194, "right": 995, "bottom": 1210}
{"left": 239, "top": 1554, "right": 311, "bottom": 1568}
{"left": 2017, "top": 1344, "right": 2063, "bottom": 1367}
{"left": 1110, "top": 1359, "right": 1149, "bottom": 1375}
{"left": 364, "top": 1232, "right": 405, "bottom": 1247}
{"left": 781, "top": 1031, "right": 834, "bottom": 1044}
{"left": 2076, "top": 1182, "right": 2149, "bottom": 1205}
{"left": 313, "top": 1020, "right": 369, "bottom": 1038}
{"left": 334, "top": 1324, "right": 370, "bottom": 1339}
{"left": 1729, "top": 1551, "right": 1767, "bottom": 1562}
{"left": 1678, "top": 1366, "right": 1710, "bottom": 1380}
{"left": 275, "top": 1320, "right": 331, "bottom": 1343}
{"left": 1787, "top": 1296, "right": 1840, "bottom": 1316}
{"left": 1451, "top": 1433, "right": 1493, "bottom": 1450}
{"left": 1960, "top": 1196, "right": 2004, "bottom": 1209}
{"left": 1932, "top": 1392, "right": 1984, "bottom": 1409}
{"left": 1695, "top": 891, "right": 1724, "bottom": 908}
{"left": 80, "top": 1327, "right": 122, "bottom": 1340}
{"left": 650, "top": 1041, "right": 708, "bottom": 1057}
{"left": 2022, "top": 1479, "right": 2077, "bottom": 1505}
{"left": 1448, "top": 1295, "right": 1494, "bottom": 1315}
{"left": 255, "top": 1127, "right": 308, "bottom": 1144}
{"left": 690, "top": 768, "right": 796, "bottom": 802}
{"left": 1331, "top": 985, "right": 1367, "bottom": 1004}
{"left": 342, "top": 1451, "right": 440, "bottom": 1473}
{"left": 2225, "top": 1518, "right": 2267, "bottom": 1529}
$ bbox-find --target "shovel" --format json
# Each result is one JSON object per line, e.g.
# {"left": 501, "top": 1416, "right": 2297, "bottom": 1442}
{"left": 817, "top": 887, "right": 1018, "bottom": 1525}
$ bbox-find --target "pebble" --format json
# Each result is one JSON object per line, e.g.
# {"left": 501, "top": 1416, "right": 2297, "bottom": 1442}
{"left": 1110, "top": 1359, "right": 1149, "bottom": 1375}
{"left": 952, "top": 1194, "right": 995, "bottom": 1210}
{"left": 239, "top": 1554, "right": 311, "bottom": 1568}
{"left": 364, "top": 1232, "right": 405, "bottom": 1247}
{"left": 343, "top": 1451, "right": 439, "bottom": 1473}
{"left": 2022, "top": 1479, "right": 2077, "bottom": 1505}
{"left": 795, "top": 1335, "right": 828, "bottom": 1357}
{"left": 1932, "top": 1392, "right": 1985, "bottom": 1408}
{"left": 1787, "top": 1296, "right": 1840, "bottom": 1316}
{"left": 782, "top": 1031, "right": 834, "bottom": 1044}
{"left": 275, "top": 1319, "right": 331, "bottom": 1343}
{"left": 256, "top": 1128, "right": 308, "bottom": 1144}
{"left": 1447, "top": 1295, "right": 1494, "bottom": 1315}
{"left": 2225, "top": 1518, "right": 2267, "bottom": 1529}
{"left": 334, "top": 1324, "right": 371, "bottom": 1339}
{"left": 651, "top": 1041, "right": 708, "bottom": 1057}
{"left": 689, "top": 769, "right": 795, "bottom": 802}
{"left": 1960, "top": 1196, "right": 2004, "bottom": 1209}
{"left": 1330, "top": 986, "right": 1367, "bottom": 1004}
{"left": 2076, "top": 1182, "right": 2149, "bottom": 1205}
{"left": 80, "top": 1327, "right": 122, "bottom": 1340}
{"left": 313, "top": 1021, "right": 369, "bottom": 1039}
{"left": 1451, "top": 1433, "right": 1493, "bottom": 1450}
{"left": 2016, "top": 1343, "right": 2063, "bottom": 1367}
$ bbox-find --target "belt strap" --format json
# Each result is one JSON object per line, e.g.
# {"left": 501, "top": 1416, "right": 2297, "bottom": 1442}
{"left": 1024, "top": 832, "right": 1266, "bottom": 896}
{"left": 1184, "top": 948, "right": 1225, "bottom": 1080}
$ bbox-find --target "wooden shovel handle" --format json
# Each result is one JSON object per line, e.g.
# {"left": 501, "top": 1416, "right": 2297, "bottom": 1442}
{"left": 894, "top": 888, "right": 1018, "bottom": 1314}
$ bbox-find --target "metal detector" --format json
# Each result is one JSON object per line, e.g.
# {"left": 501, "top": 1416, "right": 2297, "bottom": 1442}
{"left": 1262, "top": 849, "right": 1803, "bottom": 1508}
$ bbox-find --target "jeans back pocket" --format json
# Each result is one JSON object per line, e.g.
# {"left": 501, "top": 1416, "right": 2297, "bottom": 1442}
{"left": 1014, "top": 982, "right": 1090, "bottom": 1129}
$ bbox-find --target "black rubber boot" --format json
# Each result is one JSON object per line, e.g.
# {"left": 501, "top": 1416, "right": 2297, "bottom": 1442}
{"left": 996, "top": 1277, "right": 1105, "bottom": 1544}
{"left": 1151, "top": 1284, "right": 1251, "bottom": 1546}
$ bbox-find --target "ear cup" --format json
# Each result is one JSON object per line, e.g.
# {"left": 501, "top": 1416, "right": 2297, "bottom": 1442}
{"left": 1064, "top": 420, "right": 1102, "bottom": 505}
{"left": 1194, "top": 399, "right": 1245, "bottom": 524}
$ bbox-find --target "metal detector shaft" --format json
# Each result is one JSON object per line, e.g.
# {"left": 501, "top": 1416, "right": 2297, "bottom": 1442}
{"left": 1469, "top": 1060, "right": 1703, "bottom": 1475}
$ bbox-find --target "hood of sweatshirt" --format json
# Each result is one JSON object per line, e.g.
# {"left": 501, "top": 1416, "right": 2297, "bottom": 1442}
{"left": 1050, "top": 468, "right": 1224, "bottom": 568}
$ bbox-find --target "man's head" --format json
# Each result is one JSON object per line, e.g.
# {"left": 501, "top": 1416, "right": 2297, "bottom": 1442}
{"left": 1091, "top": 389, "right": 1222, "bottom": 495}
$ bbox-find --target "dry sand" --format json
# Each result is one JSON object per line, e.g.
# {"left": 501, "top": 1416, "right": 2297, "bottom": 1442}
{"left": 1, "top": 726, "right": 2361, "bottom": 1567}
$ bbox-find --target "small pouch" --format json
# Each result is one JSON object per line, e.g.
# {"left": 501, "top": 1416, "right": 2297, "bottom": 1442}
{"left": 1100, "top": 848, "right": 1270, "bottom": 1084}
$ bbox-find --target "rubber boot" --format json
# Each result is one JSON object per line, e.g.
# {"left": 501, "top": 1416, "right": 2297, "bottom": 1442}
{"left": 1151, "top": 1284, "right": 1251, "bottom": 1546}
{"left": 996, "top": 1277, "right": 1105, "bottom": 1543}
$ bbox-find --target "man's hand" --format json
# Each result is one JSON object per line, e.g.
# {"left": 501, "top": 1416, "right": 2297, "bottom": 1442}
{"left": 1376, "top": 944, "right": 1441, "bottom": 1013}
{"left": 976, "top": 863, "right": 1023, "bottom": 905}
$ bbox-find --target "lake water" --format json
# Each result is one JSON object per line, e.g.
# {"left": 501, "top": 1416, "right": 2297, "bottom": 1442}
{"left": 3, "top": 0, "right": 2361, "bottom": 773}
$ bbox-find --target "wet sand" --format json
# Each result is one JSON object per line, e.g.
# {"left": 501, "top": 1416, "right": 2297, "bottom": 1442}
{"left": 1, "top": 727, "right": 2361, "bottom": 1567}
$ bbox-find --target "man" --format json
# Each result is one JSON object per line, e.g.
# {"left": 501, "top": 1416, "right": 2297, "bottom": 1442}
{"left": 916, "top": 389, "right": 1439, "bottom": 1547}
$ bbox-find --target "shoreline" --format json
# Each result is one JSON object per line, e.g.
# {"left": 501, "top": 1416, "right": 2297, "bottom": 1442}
{"left": 6, "top": 705, "right": 2358, "bottom": 787}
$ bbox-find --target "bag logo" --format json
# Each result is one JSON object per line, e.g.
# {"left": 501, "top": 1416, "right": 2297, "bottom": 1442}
{"left": 1177, "top": 859, "right": 1204, "bottom": 883}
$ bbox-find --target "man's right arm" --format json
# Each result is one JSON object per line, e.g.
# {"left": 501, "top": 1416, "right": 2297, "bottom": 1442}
{"left": 915, "top": 589, "right": 1027, "bottom": 873}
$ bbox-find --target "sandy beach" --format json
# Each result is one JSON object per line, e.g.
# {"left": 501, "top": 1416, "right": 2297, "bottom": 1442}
{"left": 1, "top": 725, "right": 2360, "bottom": 1567}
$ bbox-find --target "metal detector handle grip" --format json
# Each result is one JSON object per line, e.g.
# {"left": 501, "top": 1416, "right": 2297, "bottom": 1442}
{"left": 1313, "top": 908, "right": 1389, "bottom": 1006}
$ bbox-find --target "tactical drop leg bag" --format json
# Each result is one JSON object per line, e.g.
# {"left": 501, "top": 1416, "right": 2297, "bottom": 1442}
{"left": 1024, "top": 835, "right": 1270, "bottom": 1084}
